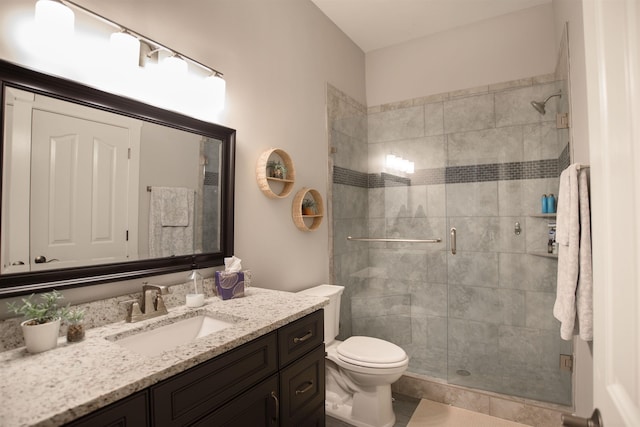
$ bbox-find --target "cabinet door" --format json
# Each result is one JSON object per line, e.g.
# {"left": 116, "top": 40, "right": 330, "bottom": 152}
{"left": 191, "top": 374, "right": 279, "bottom": 427}
{"left": 63, "top": 390, "right": 149, "bottom": 427}
{"left": 280, "top": 345, "right": 325, "bottom": 427}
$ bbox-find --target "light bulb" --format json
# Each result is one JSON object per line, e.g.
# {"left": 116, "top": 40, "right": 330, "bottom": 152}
{"left": 206, "top": 73, "right": 226, "bottom": 112}
{"left": 161, "top": 55, "right": 188, "bottom": 76}
{"left": 110, "top": 32, "right": 140, "bottom": 69}
{"left": 35, "top": 0, "right": 74, "bottom": 38}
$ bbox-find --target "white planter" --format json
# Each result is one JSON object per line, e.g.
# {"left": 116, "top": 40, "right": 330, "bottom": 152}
{"left": 21, "top": 318, "right": 61, "bottom": 353}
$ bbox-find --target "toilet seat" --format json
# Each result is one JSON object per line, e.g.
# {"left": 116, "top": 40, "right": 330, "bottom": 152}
{"left": 337, "top": 336, "right": 408, "bottom": 369}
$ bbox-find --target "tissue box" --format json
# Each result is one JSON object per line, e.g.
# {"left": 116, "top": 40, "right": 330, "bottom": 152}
{"left": 215, "top": 271, "right": 245, "bottom": 300}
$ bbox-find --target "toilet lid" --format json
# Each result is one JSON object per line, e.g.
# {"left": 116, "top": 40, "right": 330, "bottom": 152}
{"left": 337, "top": 336, "right": 407, "bottom": 367}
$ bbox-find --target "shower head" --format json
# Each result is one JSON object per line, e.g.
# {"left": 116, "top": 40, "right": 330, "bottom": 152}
{"left": 530, "top": 100, "right": 547, "bottom": 114}
{"left": 530, "top": 90, "right": 562, "bottom": 115}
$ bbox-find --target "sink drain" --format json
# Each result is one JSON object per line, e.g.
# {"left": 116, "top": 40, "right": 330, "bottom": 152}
{"left": 456, "top": 369, "right": 471, "bottom": 376}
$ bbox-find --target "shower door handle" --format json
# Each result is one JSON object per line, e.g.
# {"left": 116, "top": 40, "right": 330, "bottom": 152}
{"left": 450, "top": 227, "right": 457, "bottom": 255}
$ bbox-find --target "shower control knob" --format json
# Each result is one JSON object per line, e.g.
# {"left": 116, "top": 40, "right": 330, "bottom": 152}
{"left": 561, "top": 408, "right": 602, "bottom": 427}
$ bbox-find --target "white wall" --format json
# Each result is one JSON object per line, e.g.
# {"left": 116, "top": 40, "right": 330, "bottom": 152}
{"left": 366, "top": 3, "right": 557, "bottom": 106}
{"left": 0, "top": 0, "right": 365, "bottom": 299}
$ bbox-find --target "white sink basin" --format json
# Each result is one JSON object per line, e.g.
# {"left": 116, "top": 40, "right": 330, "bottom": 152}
{"left": 110, "top": 314, "right": 235, "bottom": 357}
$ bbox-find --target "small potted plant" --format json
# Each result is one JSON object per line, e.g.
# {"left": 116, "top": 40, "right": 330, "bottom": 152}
{"left": 302, "top": 198, "right": 317, "bottom": 215}
{"left": 7, "top": 290, "right": 69, "bottom": 353}
{"left": 66, "top": 308, "right": 86, "bottom": 343}
{"left": 267, "top": 160, "right": 287, "bottom": 179}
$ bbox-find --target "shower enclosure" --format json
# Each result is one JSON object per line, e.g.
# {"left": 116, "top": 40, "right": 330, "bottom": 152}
{"left": 328, "top": 69, "right": 573, "bottom": 405}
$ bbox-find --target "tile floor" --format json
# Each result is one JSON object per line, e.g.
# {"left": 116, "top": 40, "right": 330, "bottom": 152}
{"left": 326, "top": 394, "right": 531, "bottom": 427}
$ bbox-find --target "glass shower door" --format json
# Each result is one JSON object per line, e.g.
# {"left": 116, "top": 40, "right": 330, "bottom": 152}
{"left": 442, "top": 83, "right": 572, "bottom": 405}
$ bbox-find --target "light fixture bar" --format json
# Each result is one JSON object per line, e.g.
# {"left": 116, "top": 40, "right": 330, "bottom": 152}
{"left": 58, "top": 0, "right": 223, "bottom": 77}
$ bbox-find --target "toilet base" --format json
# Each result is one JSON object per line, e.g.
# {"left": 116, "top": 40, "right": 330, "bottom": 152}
{"left": 325, "top": 385, "right": 396, "bottom": 427}
{"left": 325, "top": 398, "right": 396, "bottom": 427}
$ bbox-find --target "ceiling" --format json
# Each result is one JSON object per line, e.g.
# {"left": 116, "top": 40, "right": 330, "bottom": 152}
{"left": 311, "top": 0, "right": 551, "bottom": 53}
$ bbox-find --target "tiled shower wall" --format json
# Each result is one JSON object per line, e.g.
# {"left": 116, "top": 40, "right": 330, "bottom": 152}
{"left": 329, "top": 75, "right": 572, "bottom": 406}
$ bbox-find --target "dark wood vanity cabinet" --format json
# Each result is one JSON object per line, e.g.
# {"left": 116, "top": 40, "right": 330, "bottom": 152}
{"left": 63, "top": 310, "right": 325, "bottom": 427}
{"left": 65, "top": 390, "right": 150, "bottom": 427}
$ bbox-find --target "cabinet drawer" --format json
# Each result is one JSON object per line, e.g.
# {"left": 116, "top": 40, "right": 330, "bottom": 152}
{"left": 64, "top": 390, "right": 149, "bottom": 427}
{"left": 191, "top": 374, "right": 279, "bottom": 427}
{"left": 151, "top": 332, "right": 277, "bottom": 427}
{"left": 278, "top": 309, "right": 324, "bottom": 368}
{"left": 280, "top": 344, "right": 325, "bottom": 427}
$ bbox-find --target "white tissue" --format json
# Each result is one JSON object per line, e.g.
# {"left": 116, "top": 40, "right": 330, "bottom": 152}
{"left": 224, "top": 256, "right": 242, "bottom": 272}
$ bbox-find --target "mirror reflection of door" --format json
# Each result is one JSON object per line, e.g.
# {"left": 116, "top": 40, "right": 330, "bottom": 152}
{"left": 1, "top": 89, "right": 141, "bottom": 273}
{"left": 30, "top": 109, "right": 132, "bottom": 270}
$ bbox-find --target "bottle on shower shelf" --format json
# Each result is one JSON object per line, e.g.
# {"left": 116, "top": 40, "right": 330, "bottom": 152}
{"left": 546, "top": 194, "right": 556, "bottom": 214}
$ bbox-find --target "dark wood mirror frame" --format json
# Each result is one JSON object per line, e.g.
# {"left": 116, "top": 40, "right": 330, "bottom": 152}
{"left": 0, "top": 60, "right": 235, "bottom": 297}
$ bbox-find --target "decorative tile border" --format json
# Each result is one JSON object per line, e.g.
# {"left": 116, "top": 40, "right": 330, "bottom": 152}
{"left": 204, "top": 171, "right": 219, "bottom": 186}
{"left": 333, "top": 158, "right": 559, "bottom": 188}
{"left": 558, "top": 143, "right": 570, "bottom": 172}
{"left": 333, "top": 166, "right": 369, "bottom": 188}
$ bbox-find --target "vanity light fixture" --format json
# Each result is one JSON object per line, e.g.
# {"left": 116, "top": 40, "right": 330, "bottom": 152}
{"left": 31, "top": 0, "right": 226, "bottom": 115}
{"left": 386, "top": 154, "right": 415, "bottom": 174}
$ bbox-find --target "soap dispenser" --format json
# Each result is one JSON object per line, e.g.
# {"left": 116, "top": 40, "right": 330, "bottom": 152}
{"left": 186, "top": 270, "right": 205, "bottom": 307}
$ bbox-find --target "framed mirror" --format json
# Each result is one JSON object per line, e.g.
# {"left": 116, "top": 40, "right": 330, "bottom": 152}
{"left": 0, "top": 60, "right": 235, "bottom": 297}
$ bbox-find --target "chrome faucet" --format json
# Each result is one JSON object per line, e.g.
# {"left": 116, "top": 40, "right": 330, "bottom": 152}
{"left": 126, "top": 284, "right": 170, "bottom": 322}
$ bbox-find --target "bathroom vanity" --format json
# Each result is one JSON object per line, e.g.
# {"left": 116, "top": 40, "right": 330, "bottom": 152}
{"left": 0, "top": 288, "right": 327, "bottom": 427}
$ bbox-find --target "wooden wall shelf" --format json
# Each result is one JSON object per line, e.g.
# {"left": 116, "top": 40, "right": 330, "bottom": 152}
{"left": 256, "top": 148, "right": 296, "bottom": 199}
{"left": 292, "top": 188, "right": 324, "bottom": 232}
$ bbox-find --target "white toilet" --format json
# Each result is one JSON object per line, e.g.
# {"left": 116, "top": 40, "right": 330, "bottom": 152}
{"left": 298, "top": 284, "right": 409, "bottom": 427}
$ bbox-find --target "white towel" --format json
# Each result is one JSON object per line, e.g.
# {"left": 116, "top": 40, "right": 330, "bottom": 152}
{"left": 149, "top": 187, "right": 194, "bottom": 258}
{"left": 576, "top": 168, "right": 593, "bottom": 340}
{"left": 553, "top": 164, "right": 593, "bottom": 341}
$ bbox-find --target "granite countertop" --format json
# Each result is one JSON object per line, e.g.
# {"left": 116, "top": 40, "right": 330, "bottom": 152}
{"left": 0, "top": 287, "right": 328, "bottom": 427}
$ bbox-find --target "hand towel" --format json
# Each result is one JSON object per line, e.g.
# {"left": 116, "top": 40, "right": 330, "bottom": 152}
{"left": 149, "top": 187, "right": 194, "bottom": 258}
{"left": 553, "top": 164, "right": 580, "bottom": 340}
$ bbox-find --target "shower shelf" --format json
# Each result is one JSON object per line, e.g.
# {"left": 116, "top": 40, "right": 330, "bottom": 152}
{"left": 529, "top": 252, "right": 558, "bottom": 259}
{"left": 529, "top": 213, "right": 557, "bottom": 218}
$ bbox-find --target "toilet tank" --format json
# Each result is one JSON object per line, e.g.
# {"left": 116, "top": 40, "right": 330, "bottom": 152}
{"left": 297, "top": 284, "right": 344, "bottom": 344}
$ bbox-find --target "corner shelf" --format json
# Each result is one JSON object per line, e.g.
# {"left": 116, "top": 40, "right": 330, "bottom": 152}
{"left": 529, "top": 213, "right": 557, "bottom": 219}
{"left": 529, "top": 252, "right": 558, "bottom": 259}
{"left": 292, "top": 188, "right": 324, "bottom": 232}
{"left": 527, "top": 213, "right": 558, "bottom": 259}
{"left": 256, "top": 148, "right": 296, "bottom": 199}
